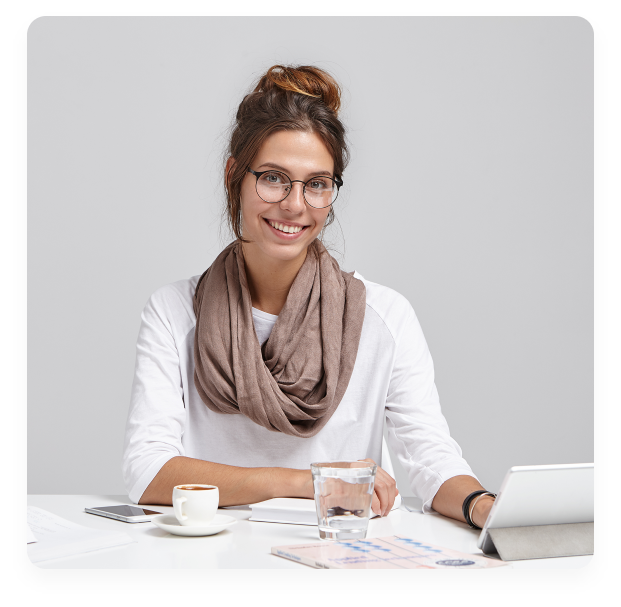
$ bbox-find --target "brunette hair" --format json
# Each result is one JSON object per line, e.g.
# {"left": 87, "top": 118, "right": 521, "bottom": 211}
{"left": 224, "top": 65, "right": 348, "bottom": 241}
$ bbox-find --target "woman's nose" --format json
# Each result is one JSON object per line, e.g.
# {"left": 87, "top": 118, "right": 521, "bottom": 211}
{"left": 280, "top": 182, "right": 306, "bottom": 213}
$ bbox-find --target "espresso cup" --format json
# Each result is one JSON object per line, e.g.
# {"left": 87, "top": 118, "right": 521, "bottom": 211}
{"left": 172, "top": 484, "right": 219, "bottom": 526}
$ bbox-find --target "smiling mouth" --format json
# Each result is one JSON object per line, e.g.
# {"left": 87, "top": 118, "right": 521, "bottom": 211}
{"left": 264, "top": 218, "right": 309, "bottom": 234}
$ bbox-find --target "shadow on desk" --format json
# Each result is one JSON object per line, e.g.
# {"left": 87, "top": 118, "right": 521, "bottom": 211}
{"left": 401, "top": 497, "right": 423, "bottom": 513}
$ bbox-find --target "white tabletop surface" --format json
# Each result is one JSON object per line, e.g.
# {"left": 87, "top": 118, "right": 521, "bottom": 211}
{"left": 27, "top": 495, "right": 591, "bottom": 569}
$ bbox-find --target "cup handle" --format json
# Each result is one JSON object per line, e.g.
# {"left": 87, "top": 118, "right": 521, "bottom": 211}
{"left": 173, "top": 496, "right": 188, "bottom": 521}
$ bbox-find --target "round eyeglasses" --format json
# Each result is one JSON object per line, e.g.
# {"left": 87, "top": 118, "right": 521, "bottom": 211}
{"left": 247, "top": 167, "right": 343, "bottom": 209}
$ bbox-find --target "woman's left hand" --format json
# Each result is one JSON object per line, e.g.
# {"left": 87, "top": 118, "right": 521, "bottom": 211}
{"left": 358, "top": 458, "right": 399, "bottom": 517}
{"left": 290, "top": 459, "right": 398, "bottom": 517}
{"left": 471, "top": 495, "right": 495, "bottom": 529}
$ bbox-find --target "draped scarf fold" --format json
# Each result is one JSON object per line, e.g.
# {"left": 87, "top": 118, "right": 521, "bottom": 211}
{"left": 192, "top": 239, "right": 366, "bottom": 438}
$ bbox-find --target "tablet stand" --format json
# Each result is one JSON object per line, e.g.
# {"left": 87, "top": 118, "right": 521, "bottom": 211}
{"left": 481, "top": 522, "right": 593, "bottom": 561}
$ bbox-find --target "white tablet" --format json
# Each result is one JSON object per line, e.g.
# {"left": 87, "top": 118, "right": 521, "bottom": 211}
{"left": 477, "top": 463, "right": 594, "bottom": 553}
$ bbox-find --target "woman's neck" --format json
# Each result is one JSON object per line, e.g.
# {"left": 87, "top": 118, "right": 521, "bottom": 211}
{"left": 241, "top": 242, "right": 308, "bottom": 316}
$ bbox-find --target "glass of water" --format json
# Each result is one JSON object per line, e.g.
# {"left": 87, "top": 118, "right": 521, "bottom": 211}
{"left": 311, "top": 461, "right": 377, "bottom": 540}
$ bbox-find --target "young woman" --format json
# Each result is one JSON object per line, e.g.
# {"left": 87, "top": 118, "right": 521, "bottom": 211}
{"left": 122, "top": 65, "right": 496, "bottom": 527}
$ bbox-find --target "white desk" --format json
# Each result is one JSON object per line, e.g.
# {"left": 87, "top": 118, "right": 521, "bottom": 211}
{"left": 27, "top": 495, "right": 591, "bottom": 569}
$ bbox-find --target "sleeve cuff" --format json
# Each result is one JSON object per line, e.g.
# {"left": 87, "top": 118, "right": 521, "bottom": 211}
{"left": 420, "top": 468, "right": 480, "bottom": 514}
{"left": 127, "top": 453, "right": 179, "bottom": 504}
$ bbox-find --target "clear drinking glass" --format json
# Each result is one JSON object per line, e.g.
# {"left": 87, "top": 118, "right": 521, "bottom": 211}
{"left": 311, "top": 461, "right": 377, "bottom": 540}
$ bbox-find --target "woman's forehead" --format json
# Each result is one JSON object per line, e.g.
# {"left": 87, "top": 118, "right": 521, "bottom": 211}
{"left": 253, "top": 130, "right": 334, "bottom": 176}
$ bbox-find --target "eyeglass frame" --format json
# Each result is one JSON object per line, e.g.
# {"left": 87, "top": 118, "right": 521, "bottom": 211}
{"left": 246, "top": 167, "right": 343, "bottom": 209}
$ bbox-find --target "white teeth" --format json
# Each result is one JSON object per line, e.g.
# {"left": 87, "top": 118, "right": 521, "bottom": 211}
{"left": 269, "top": 220, "right": 303, "bottom": 234}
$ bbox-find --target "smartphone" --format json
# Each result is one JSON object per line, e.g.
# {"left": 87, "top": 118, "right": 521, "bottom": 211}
{"left": 84, "top": 504, "right": 162, "bottom": 523}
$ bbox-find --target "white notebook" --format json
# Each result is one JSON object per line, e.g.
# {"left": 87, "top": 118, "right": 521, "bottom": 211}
{"left": 249, "top": 494, "right": 402, "bottom": 525}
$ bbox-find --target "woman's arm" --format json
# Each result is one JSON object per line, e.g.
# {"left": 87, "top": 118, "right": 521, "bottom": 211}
{"left": 139, "top": 456, "right": 314, "bottom": 506}
{"left": 381, "top": 293, "right": 492, "bottom": 522}
{"left": 139, "top": 456, "right": 400, "bottom": 514}
{"left": 431, "top": 475, "right": 495, "bottom": 529}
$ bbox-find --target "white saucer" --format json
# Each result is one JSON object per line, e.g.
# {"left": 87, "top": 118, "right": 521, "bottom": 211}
{"left": 151, "top": 514, "right": 237, "bottom": 536}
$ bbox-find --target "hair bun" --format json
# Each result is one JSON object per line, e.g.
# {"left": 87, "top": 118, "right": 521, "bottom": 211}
{"left": 254, "top": 65, "right": 342, "bottom": 114}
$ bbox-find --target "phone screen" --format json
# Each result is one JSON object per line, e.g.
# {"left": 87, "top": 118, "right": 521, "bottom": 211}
{"left": 92, "top": 505, "right": 161, "bottom": 517}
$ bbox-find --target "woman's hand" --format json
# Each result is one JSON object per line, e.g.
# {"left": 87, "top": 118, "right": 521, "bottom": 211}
{"left": 292, "top": 459, "right": 398, "bottom": 517}
{"left": 471, "top": 495, "right": 495, "bottom": 529}
{"left": 358, "top": 458, "right": 399, "bottom": 517}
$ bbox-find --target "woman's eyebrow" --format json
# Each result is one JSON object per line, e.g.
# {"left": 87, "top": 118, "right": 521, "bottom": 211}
{"left": 256, "top": 162, "right": 334, "bottom": 178}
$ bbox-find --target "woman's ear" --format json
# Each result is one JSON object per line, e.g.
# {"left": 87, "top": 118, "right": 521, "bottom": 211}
{"left": 225, "top": 157, "right": 236, "bottom": 190}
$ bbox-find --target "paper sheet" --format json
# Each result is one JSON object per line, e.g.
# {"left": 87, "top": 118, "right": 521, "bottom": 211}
{"left": 26, "top": 524, "right": 38, "bottom": 544}
{"left": 28, "top": 506, "right": 84, "bottom": 537}
{"left": 27, "top": 506, "right": 134, "bottom": 563}
{"left": 273, "top": 535, "right": 508, "bottom": 569}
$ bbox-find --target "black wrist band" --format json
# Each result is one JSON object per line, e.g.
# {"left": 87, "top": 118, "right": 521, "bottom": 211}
{"left": 462, "top": 490, "right": 487, "bottom": 528}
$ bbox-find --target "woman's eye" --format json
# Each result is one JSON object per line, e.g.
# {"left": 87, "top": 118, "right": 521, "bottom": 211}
{"left": 264, "top": 172, "right": 284, "bottom": 184}
{"left": 309, "top": 179, "right": 328, "bottom": 190}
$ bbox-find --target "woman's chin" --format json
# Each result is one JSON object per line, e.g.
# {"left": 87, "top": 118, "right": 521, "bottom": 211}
{"left": 266, "top": 242, "right": 309, "bottom": 262}
{"left": 245, "top": 239, "right": 310, "bottom": 264}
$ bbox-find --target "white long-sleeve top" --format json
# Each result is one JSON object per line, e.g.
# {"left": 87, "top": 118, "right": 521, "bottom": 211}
{"left": 122, "top": 272, "right": 477, "bottom": 510}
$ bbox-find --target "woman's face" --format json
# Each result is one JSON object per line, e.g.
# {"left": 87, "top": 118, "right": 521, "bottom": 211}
{"left": 237, "top": 130, "right": 334, "bottom": 264}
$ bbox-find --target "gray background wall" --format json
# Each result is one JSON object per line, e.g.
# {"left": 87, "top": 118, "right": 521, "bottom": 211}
{"left": 28, "top": 17, "right": 593, "bottom": 496}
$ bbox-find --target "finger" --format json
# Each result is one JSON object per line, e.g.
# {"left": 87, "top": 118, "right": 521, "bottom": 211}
{"left": 359, "top": 458, "right": 381, "bottom": 515}
{"left": 374, "top": 466, "right": 397, "bottom": 516}
{"left": 371, "top": 492, "right": 381, "bottom": 516}
{"left": 373, "top": 477, "right": 390, "bottom": 517}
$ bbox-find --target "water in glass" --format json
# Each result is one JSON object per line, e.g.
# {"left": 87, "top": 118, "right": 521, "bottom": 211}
{"left": 311, "top": 461, "right": 377, "bottom": 540}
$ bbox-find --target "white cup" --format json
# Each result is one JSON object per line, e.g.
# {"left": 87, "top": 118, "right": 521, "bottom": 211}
{"left": 172, "top": 484, "right": 219, "bottom": 526}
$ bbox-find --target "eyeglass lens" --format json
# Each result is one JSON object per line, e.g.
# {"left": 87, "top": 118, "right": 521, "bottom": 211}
{"left": 255, "top": 171, "right": 338, "bottom": 208}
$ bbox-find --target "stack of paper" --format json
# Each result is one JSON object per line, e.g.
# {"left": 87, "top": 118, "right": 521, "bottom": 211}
{"left": 249, "top": 494, "right": 402, "bottom": 525}
{"left": 27, "top": 506, "right": 135, "bottom": 563}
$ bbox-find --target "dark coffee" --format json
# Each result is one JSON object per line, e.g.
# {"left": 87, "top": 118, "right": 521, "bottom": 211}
{"left": 177, "top": 485, "right": 215, "bottom": 491}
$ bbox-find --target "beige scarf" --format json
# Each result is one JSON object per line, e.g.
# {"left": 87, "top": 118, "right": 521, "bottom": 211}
{"left": 192, "top": 239, "right": 366, "bottom": 438}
